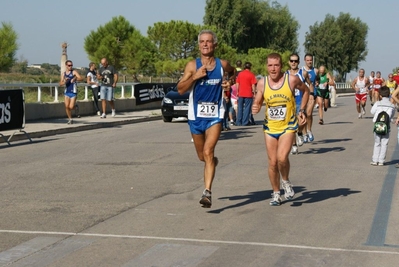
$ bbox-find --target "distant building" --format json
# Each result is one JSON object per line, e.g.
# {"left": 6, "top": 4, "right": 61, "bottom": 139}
{"left": 27, "top": 63, "right": 60, "bottom": 69}
{"left": 27, "top": 64, "right": 42, "bottom": 69}
{"left": 77, "top": 67, "right": 88, "bottom": 71}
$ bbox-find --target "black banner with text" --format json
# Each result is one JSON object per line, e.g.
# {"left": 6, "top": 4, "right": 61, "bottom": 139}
{"left": 134, "top": 83, "right": 175, "bottom": 105}
{"left": 0, "top": 89, "right": 25, "bottom": 131}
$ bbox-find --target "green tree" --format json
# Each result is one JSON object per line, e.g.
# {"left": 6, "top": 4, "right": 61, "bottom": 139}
{"left": 304, "top": 12, "right": 368, "bottom": 81}
{"left": 147, "top": 21, "right": 237, "bottom": 78}
{"left": 214, "top": 42, "right": 237, "bottom": 64}
{"left": 148, "top": 21, "right": 202, "bottom": 61}
{"left": 26, "top": 67, "right": 44, "bottom": 75}
{"left": 244, "top": 48, "right": 291, "bottom": 75}
{"left": 121, "top": 31, "right": 158, "bottom": 81}
{"left": 40, "top": 63, "right": 60, "bottom": 75}
{"left": 0, "top": 22, "right": 19, "bottom": 72}
{"left": 10, "top": 58, "right": 28, "bottom": 74}
{"left": 154, "top": 59, "right": 189, "bottom": 80}
{"left": 147, "top": 21, "right": 201, "bottom": 78}
{"left": 84, "top": 16, "right": 139, "bottom": 71}
{"left": 204, "top": 0, "right": 299, "bottom": 53}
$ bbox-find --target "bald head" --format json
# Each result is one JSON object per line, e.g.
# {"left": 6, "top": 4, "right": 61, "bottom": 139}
{"left": 101, "top": 58, "right": 108, "bottom": 67}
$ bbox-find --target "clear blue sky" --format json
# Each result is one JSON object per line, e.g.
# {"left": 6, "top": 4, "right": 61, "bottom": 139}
{"left": 1, "top": 0, "right": 397, "bottom": 81}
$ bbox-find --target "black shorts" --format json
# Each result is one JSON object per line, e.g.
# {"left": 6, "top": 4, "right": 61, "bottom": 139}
{"left": 317, "top": 88, "right": 329, "bottom": 99}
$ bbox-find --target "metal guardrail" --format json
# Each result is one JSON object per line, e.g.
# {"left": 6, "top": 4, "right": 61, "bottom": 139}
{"left": 0, "top": 82, "right": 140, "bottom": 102}
{"left": 335, "top": 82, "right": 352, "bottom": 90}
{"left": 0, "top": 82, "right": 353, "bottom": 103}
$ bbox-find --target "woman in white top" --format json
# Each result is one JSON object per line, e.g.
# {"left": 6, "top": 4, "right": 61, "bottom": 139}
{"left": 86, "top": 62, "right": 101, "bottom": 115}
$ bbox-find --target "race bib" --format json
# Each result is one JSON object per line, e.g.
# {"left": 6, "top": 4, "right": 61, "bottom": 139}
{"left": 294, "top": 89, "right": 300, "bottom": 96}
{"left": 197, "top": 101, "right": 218, "bottom": 118}
{"left": 375, "top": 84, "right": 381, "bottom": 89}
{"left": 359, "top": 87, "right": 366, "bottom": 93}
{"left": 268, "top": 105, "right": 287, "bottom": 121}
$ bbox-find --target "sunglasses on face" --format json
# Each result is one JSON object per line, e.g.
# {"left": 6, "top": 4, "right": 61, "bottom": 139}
{"left": 67, "top": 65, "right": 73, "bottom": 67}
{"left": 289, "top": 60, "right": 299, "bottom": 63}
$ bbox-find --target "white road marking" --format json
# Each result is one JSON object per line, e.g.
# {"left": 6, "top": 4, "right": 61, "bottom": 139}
{"left": 1, "top": 229, "right": 399, "bottom": 256}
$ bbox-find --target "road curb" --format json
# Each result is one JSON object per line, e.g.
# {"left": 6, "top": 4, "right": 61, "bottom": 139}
{"left": 0, "top": 115, "right": 162, "bottom": 144}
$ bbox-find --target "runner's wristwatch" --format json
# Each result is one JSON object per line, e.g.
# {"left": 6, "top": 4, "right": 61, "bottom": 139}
{"left": 299, "top": 109, "right": 307, "bottom": 117}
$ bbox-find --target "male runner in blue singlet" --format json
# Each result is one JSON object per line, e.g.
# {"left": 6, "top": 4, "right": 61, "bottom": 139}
{"left": 286, "top": 53, "right": 313, "bottom": 154}
{"left": 59, "top": 60, "right": 83, "bottom": 124}
{"left": 302, "top": 54, "right": 318, "bottom": 142}
{"left": 177, "top": 30, "right": 236, "bottom": 208}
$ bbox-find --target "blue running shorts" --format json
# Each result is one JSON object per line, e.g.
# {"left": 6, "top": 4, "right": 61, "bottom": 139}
{"left": 188, "top": 119, "right": 222, "bottom": 134}
{"left": 65, "top": 92, "right": 77, "bottom": 98}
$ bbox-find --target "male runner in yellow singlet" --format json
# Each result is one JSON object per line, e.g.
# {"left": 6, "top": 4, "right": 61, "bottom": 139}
{"left": 252, "top": 53, "right": 309, "bottom": 206}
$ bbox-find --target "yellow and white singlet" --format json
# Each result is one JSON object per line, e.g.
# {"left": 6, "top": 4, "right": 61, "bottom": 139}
{"left": 263, "top": 74, "right": 298, "bottom": 137}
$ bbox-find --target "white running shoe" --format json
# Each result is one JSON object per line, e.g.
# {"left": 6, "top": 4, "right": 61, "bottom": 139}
{"left": 358, "top": 113, "right": 362, "bottom": 119}
{"left": 297, "top": 134, "right": 304, "bottom": 146}
{"left": 100, "top": 113, "right": 106, "bottom": 118}
{"left": 307, "top": 131, "right": 314, "bottom": 142}
{"left": 97, "top": 111, "right": 101, "bottom": 116}
{"left": 111, "top": 109, "right": 116, "bottom": 117}
{"left": 282, "top": 180, "right": 295, "bottom": 200}
{"left": 270, "top": 192, "right": 282, "bottom": 206}
{"left": 290, "top": 145, "right": 298, "bottom": 155}
{"left": 362, "top": 108, "right": 366, "bottom": 115}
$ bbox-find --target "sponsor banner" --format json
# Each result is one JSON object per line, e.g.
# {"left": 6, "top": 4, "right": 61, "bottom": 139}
{"left": 134, "top": 83, "right": 175, "bottom": 105}
{"left": 0, "top": 89, "right": 25, "bottom": 131}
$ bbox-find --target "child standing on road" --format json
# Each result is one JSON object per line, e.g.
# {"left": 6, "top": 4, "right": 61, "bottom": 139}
{"left": 370, "top": 86, "right": 395, "bottom": 166}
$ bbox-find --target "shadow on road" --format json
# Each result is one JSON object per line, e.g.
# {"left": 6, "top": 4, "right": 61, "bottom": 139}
{"left": 208, "top": 190, "right": 271, "bottom": 214}
{"left": 0, "top": 138, "right": 59, "bottom": 149}
{"left": 290, "top": 187, "right": 361, "bottom": 207}
{"left": 207, "top": 187, "right": 307, "bottom": 214}
{"left": 311, "top": 138, "right": 352, "bottom": 144}
{"left": 207, "top": 187, "right": 360, "bottom": 213}
{"left": 383, "top": 160, "right": 399, "bottom": 165}
{"left": 300, "top": 147, "right": 346, "bottom": 154}
{"left": 325, "top": 121, "right": 353, "bottom": 125}
{"left": 219, "top": 129, "right": 257, "bottom": 140}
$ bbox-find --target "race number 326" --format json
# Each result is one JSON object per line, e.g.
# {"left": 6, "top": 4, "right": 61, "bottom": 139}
{"left": 268, "top": 105, "right": 286, "bottom": 121}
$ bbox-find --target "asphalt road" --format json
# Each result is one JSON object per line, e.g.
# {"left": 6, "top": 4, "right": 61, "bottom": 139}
{"left": 1, "top": 96, "right": 399, "bottom": 266}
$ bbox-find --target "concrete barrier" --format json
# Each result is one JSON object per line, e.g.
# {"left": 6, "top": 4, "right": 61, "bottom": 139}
{"left": 0, "top": 82, "right": 168, "bottom": 121}
{"left": 25, "top": 98, "right": 161, "bottom": 121}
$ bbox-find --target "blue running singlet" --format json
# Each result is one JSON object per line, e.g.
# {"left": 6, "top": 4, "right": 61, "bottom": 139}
{"left": 188, "top": 58, "right": 225, "bottom": 121}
